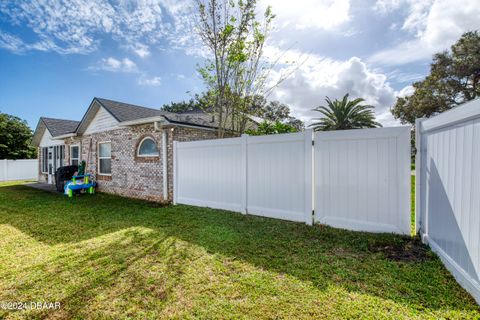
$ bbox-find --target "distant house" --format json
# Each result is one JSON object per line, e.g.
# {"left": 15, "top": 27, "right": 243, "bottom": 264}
{"left": 32, "top": 97, "right": 241, "bottom": 201}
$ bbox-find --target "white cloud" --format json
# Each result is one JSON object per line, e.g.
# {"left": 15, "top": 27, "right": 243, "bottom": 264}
{"left": 138, "top": 76, "right": 162, "bottom": 86}
{"left": 0, "top": 0, "right": 192, "bottom": 56}
{"left": 387, "top": 70, "right": 425, "bottom": 83}
{"left": 370, "top": 0, "right": 480, "bottom": 65}
{"left": 397, "top": 85, "right": 415, "bottom": 98}
{"left": 0, "top": 31, "right": 25, "bottom": 53}
{"left": 260, "top": 0, "right": 351, "bottom": 30}
{"left": 266, "top": 49, "right": 398, "bottom": 126}
{"left": 127, "top": 43, "right": 151, "bottom": 58}
{"left": 92, "top": 57, "right": 138, "bottom": 73}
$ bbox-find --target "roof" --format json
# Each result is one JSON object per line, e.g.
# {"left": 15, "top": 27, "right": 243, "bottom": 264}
{"left": 95, "top": 98, "right": 169, "bottom": 122}
{"left": 34, "top": 97, "right": 259, "bottom": 145}
{"left": 32, "top": 117, "right": 80, "bottom": 146}
{"left": 41, "top": 117, "right": 80, "bottom": 137}
{"left": 94, "top": 97, "right": 222, "bottom": 129}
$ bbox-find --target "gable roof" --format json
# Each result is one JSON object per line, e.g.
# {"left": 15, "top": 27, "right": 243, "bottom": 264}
{"left": 32, "top": 117, "right": 80, "bottom": 146}
{"left": 42, "top": 117, "right": 80, "bottom": 137}
{"left": 95, "top": 98, "right": 168, "bottom": 122}
{"left": 78, "top": 97, "right": 222, "bottom": 131}
{"left": 35, "top": 97, "right": 260, "bottom": 145}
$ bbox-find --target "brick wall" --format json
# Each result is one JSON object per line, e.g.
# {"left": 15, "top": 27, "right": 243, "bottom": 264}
{"left": 61, "top": 124, "right": 218, "bottom": 202}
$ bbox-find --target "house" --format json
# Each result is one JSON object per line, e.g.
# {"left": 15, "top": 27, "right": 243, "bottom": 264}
{"left": 32, "top": 97, "right": 232, "bottom": 201}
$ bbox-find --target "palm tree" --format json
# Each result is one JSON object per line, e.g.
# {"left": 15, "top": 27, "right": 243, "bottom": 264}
{"left": 309, "top": 94, "right": 382, "bottom": 131}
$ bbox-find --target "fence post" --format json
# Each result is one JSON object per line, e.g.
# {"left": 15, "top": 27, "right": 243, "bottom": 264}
{"left": 241, "top": 134, "right": 248, "bottom": 214}
{"left": 415, "top": 118, "right": 426, "bottom": 241}
{"left": 1, "top": 160, "right": 7, "bottom": 182}
{"left": 173, "top": 141, "right": 178, "bottom": 205}
{"left": 304, "top": 129, "right": 313, "bottom": 225}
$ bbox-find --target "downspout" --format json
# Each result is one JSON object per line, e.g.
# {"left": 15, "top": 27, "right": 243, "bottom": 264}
{"left": 162, "top": 129, "right": 168, "bottom": 201}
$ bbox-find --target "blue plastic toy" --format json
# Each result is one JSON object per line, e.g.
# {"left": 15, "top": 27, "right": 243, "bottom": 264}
{"left": 64, "top": 174, "right": 96, "bottom": 197}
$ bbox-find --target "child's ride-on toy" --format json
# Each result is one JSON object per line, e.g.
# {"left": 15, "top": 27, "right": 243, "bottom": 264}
{"left": 64, "top": 174, "right": 96, "bottom": 197}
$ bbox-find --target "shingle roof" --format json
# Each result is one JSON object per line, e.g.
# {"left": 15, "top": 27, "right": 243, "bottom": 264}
{"left": 94, "top": 97, "right": 220, "bottom": 128}
{"left": 41, "top": 117, "right": 80, "bottom": 137}
{"left": 95, "top": 98, "right": 168, "bottom": 122}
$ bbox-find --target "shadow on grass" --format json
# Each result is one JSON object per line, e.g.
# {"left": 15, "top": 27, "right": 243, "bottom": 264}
{"left": 0, "top": 184, "right": 479, "bottom": 316}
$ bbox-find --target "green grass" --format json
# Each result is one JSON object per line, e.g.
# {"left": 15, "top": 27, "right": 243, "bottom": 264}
{"left": 0, "top": 181, "right": 478, "bottom": 319}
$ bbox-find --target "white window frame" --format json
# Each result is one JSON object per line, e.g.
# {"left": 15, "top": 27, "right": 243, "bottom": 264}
{"left": 70, "top": 144, "right": 81, "bottom": 166}
{"left": 137, "top": 137, "right": 159, "bottom": 157}
{"left": 41, "top": 147, "right": 48, "bottom": 173}
{"left": 98, "top": 141, "right": 112, "bottom": 176}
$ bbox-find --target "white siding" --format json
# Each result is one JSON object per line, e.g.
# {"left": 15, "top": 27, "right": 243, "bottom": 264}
{"left": 84, "top": 107, "right": 119, "bottom": 134}
{"left": 39, "top": 129, "right": 63, "bottom": 147}
{"left": 314, "top": 127, "right": 411, "bottom": 234}
{"left": 417, "top": 98, "right": 480, "bottom": 304}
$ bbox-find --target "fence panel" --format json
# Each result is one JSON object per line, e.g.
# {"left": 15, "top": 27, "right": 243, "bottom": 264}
{"left": 173, "top": 138, "right": 244, "bottom": 212}
{"left": 314, "top": 127, "right": 411, "bottom": 234}
{"left": 417, "top": 98, "right": 480, "bottom": 304}
{"left": 0, "top": 159, "right": 38, "bottom": 182}
{"left": 174, "top": 127, "right": 410, "bottom": 231}
{"left": 246, "top": 131, "right": 313, "bottom": 224}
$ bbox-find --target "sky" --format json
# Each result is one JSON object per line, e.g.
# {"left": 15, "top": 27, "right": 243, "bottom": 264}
{"left": 0, "top": 0, "right": 479, "bottom": 130}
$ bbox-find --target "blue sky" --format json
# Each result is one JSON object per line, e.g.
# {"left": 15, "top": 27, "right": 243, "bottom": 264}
{"left": 0, "top": 0, "right": 478, "bottom": 129}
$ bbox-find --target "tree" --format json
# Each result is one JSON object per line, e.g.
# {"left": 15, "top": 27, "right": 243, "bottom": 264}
{"left": 162, "top": 92, "right": 213, "bottom": 113}
{"left": 391, "top": 31, "right": 480, "bottom": 125}
{"left": 245, "top": 121, "right": 298, "bottom": 136}
{"left": 250, "top": 96, "right": 304, "bottom": 130}
{"left": 195, "top": 0, "right": 293, "bottom": 137}
{"left": 309, "top": 94, "right": 381, "bottom": 131}
{"left": 0, "top": 112, "right": 36, "bottom": 159}
{"left": 162, "top": 100, "right": 200, "bottom": 113}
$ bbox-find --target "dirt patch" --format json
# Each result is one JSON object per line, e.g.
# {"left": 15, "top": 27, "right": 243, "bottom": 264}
{"left": 148, "top": 201, "right": 170, "bottom": 208}
{"left": 368, "top": 237, "right": 431, "bottom": 262}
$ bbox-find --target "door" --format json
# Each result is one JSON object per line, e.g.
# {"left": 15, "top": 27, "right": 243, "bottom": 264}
{"left": 47, "top": 147, "right": 53, "bottom": 184}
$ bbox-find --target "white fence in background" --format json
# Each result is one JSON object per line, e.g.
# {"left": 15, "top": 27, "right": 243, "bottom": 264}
{"left": 0, "top": 159, "right": 38, "bottom": 182}
{"left": 416, "top": 98, "right": 480, "bottom": 304}
{"left": 174, "top": 126, "right": 411, "bottom": 234}
{"left": 314, "top": 128, "right": 411, "bottom": 234}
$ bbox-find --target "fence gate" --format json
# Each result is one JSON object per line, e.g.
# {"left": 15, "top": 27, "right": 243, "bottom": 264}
{"left": 314, "top": 127, "right": 411, "bottom": 234}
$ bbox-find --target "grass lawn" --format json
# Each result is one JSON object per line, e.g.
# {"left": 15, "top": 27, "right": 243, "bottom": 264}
{"left": 0, "top": 181, "right": 479, "bottom": 319}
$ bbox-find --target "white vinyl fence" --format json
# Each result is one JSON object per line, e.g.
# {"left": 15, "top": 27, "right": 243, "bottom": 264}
{"left": 0, "top": 159, "right": 38, "bottom": 182}
{"left": 416, "top": 98, "right": 480, "bottom": 304}
{"left": 174, "top": 126, "right": 411, "bottom": 234}
{"left": 315, "top": 128, "right": 411, "bottom": 234}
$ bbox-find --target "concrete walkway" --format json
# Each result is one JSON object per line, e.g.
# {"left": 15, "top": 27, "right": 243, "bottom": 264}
{"left": 25, "top": 182, "right": 59, "bottom": 193}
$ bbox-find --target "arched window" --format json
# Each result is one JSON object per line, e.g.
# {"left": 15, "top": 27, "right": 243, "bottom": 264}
{"left": 137, "top": 137, "right": 159, "bottom": 156}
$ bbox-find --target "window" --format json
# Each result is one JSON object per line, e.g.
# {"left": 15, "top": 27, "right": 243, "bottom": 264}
{"left": 41, "top": 147, "right": 48, "bottom": 173}
{"left": 137, "top": 137, "right": 159, "bottom": 157}
{"left": 70, "top": 145, "right": 80, "bottom": 166}
{"left": 98, "top": 142, "right": 111, "bottom": 175}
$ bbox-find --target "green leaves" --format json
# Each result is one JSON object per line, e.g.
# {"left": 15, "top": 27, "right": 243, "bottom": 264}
{"left": 195, "top": 0, "right": 275, "bottom": 136}
{"left": 0, "top": 112, "right": 36, "bottom": 159}
{"left": 246, "top": 120, "right": 298, "bottom": 135}
{"left": 309, "top": 94, "right": 382, "bottom": 131}
{"left": 391, "top": 31, "right": 480, "bottom": 125}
